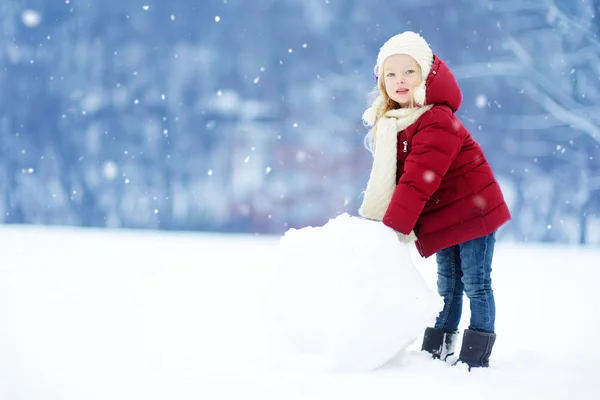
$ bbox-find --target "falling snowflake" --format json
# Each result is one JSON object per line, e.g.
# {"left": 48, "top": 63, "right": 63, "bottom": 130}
{"left": 423, "top": 170, "right": 435, "bottom": 183}
{"left": 473, "top": 195, "right": 487, "bottom": 209}
{"left": 22, "top": 10, "right": 42, "bottom": 27}
{"left": 475, "top": 95, "right": 487, "bottom": 109}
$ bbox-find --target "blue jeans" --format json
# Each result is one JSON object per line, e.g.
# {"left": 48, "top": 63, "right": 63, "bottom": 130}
{"left": 433, "top": 231, "right": 496, "bottom": 333}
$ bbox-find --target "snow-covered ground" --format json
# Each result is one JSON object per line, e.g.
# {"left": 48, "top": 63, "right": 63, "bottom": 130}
{"left": 0, "top": 217, "right": 598, "bottom": 400}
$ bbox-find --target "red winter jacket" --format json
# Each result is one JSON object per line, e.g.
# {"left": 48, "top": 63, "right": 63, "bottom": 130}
{"left": 382, "top": 55, "right": 511, "bottom": 258}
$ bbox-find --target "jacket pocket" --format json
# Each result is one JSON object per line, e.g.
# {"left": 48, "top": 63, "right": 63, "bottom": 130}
{"left": 425, "top": 188, "right": 455, "bottom": 210}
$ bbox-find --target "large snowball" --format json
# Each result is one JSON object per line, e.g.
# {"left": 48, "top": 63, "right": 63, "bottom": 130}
{"left": 263, "top": 213, "right": 442, "bottom": 373}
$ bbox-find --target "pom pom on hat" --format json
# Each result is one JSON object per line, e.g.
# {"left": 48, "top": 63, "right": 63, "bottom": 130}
{"left": 374, "top": 31, "right": 434, "bottom": 84}
{"left": 362, "top": 95, "right": 385, "bottom": 127}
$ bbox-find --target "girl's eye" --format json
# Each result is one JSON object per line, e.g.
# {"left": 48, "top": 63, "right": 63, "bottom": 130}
{"left": 386, "top": 73, "right": 395, "bottom": 77}
{"left": 406, "top": 69, "right": 415, "bottom": 74}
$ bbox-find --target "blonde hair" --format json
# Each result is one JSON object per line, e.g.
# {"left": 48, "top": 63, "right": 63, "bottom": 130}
{"left": 364, "top": 64, "right": 423, "bottom": 153}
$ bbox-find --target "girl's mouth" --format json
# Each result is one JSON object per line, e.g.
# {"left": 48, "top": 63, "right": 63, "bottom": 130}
{"left": 396, "top": 89, "right": 409, "bottom": 95}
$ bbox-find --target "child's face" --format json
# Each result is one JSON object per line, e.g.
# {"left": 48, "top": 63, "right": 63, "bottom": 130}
{"left": 382, "top": 54, "right": 421, "bottom": 106}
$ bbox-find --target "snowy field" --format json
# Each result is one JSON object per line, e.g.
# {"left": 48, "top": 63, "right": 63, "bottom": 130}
{"left": 0, "top": 218, "right": 598, "bottom": 400}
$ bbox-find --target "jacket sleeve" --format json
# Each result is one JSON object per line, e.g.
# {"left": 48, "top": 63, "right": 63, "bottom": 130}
{"left": 382, "top": 109, "right": 463, "bottom": 234}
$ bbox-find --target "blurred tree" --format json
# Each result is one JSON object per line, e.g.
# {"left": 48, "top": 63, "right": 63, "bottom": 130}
{"left": 0, "top": 0, "right": 597, "bottom": 246}
{"left": 481, "top": 0, "right": 600, "bottom": 243}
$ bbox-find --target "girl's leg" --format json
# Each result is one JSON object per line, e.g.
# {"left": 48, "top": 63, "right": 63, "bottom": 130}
{"left": 433, "top": 244, "right": 464, "bottom": 332}
{"left": 459, "top": 231, "right": 496, "bottom": 333}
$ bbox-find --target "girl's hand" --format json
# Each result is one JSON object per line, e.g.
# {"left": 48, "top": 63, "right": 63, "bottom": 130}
{"left": 396, "top": 230, "right": 417, "bottom": 243}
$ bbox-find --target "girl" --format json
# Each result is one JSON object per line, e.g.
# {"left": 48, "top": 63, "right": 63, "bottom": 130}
{"left": 358, "top": 31, "right": 511, "bottom": 369}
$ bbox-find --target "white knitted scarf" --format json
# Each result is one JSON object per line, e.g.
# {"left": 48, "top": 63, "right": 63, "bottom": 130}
{"left": 359, "top": 105, "right": 433, "bottom": 221}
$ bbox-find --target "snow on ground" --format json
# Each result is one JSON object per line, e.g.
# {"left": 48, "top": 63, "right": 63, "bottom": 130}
{"left": 0, "top": 216, "right": 598, "bottom": 400}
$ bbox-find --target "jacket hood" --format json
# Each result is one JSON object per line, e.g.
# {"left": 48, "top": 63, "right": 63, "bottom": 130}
{"left": 424, "top": 55, "right": 462, "bottom": 112}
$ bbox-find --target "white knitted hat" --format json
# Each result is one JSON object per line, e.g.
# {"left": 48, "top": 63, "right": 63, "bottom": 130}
{"left": 374, "top": 31, "right": 434, "bottom": 106}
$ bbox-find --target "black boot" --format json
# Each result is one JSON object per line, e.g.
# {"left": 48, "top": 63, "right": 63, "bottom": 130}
{"left": 421, "top": 327, "right": 458, "bottom": 361}
{"left": 457, "top": 329, "right": 496, "bottom": 369}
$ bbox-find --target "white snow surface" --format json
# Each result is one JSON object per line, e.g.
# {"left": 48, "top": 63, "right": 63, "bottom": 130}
{"left": 0, "top": 215, "right": 598, "bottom": 400}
